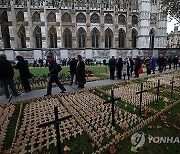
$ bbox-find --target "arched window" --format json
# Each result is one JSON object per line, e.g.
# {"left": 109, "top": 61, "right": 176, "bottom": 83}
{"left": 1, "top": 25, "right": 11, "bottom": 48}
{"left": 90, "top": 13, "right": 100, "bottom": 23}
{"left": 16, "top": 10, "right": 24, "bottom": 22}
{"left": 132, "top": 29, "right": 138, "bottom": 48}
{"left": 76, "top": 13, "right": 86, "bottom": 23}
{"left": 32, "top": 11, "right": 40, "bottom": 22}
{"left": 118, "top": 28, "right": 126, "bottom": 48}
{"left": 132, "top": 15, "right": 138, "bottom": 25}
{"left": 91, "top": 28, "right": 99, "bottom": 48}
{"left": 63, "top": 28, "right": 72, "bottom": 48}
{"left": 61, "top": 12, "right": 71, "bottom": 22}
{"left": 33, "top": 26, "right": 42, "bottom": 48}
{"left": 105, "top": 28, "right": 113, "bottom": 48}
{"left": 1, "top": 11, "right": 8, "bottom": 23}
{"left": 150, "top": 29, "right": 155, "bottom": 48}
{"left": 18, "top": 26, "right": 26, "bottom": 48}
{"left": 78, "top": 28, "right": 86, "bottom": 48}
{"left": 47, "top": 11, "right": 56, "bottom": 22}
{"left": 118, "top": 14, "right": 126, "bottom": 25}
{"left": 48, "top": 26, "right": 57, "bottom": 48}
{"left": 104, "top": 14, "right": 113, "bottom": 24}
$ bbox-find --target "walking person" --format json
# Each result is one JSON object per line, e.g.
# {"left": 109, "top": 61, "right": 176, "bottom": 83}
{"left": 145, "top": 56, "right": 151, "bottom": 76}
{"left": 129, "top": 57, "right": 134, "bottom": 76}
{"left": 44, "top": 52, "right": 66, "bottom": 96}
{"left": 173, "top": 56, "right": 178, "bottom": 70}
{"left": 76, "top": 55, "right": 86, "bottom": 88}
{"left": 157, "top": 54, "right": 165, "bottom": 73}
{"left": 168, "top": 57, "right": 172, "bottom": 70}
{"left": 134, "top": 55, "right": 142, "bottom": 78}
{"left": 163, "top": 56, "right": 167, "bottom": 71}
{"left": 0, "top": 54, "right": 20, "bottom": 98}
{"left": 15, "top": 55, "right": 32, "bottom": 92}
{"left": 108, "top": 56, "right": 116, "bottom": 80}
{"left": 69, "top": 57, "right": 77, "bottom": 86}
{"left": 150, "top": 56, "right": 156, "bottom": 74}
{"left": 122, "top": 57, "right": 130, "bottom": 80}
{"left": 116, "top": 57, "right": 123, "bottom": 79}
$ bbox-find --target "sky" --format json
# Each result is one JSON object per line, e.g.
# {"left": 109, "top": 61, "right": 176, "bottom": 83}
{"left": 167, "top": 18, "right": 179, "bottom": 34}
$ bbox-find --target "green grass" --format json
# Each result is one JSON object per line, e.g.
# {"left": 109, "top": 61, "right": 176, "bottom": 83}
{"left": 37, "top": 132, "right": 95, "bottom": 154}
{"left": 116, "top": 100, "right": 138, "bottom": 115}
{"left": 148, "top": 99, "right": 166, "bottom": 111}
{"left": 91, "top": 89, "right": 110, "bottom": 100}
{"left": 3, "top": 104, "right": 20, "bottom": 151}
{"left": 14, "top": 66, "right": 108, "bottom": 79}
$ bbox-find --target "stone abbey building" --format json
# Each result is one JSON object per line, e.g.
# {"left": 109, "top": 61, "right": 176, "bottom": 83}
{"left": 0, "top": 0, "right": 167, "bottom": 58}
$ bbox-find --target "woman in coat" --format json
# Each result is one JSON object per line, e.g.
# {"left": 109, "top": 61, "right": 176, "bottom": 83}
{"left": 76, "top": 55, "right": 86, "bottom": 88}
{"left": 15, "top": 55, "right": 32, "bottom": 92}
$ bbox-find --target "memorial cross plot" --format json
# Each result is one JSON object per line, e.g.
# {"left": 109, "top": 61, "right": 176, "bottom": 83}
{"left": 104, "top": 89, "right": 121, "bottom": 126}
{"left": 38, "top": 106, "right": 72, "bottom": 154}
{"left": 155, "top": 80, "right": 162, "bottom": 104}
{"left": 136, "top": 83, "right": 147, "bottom": 116}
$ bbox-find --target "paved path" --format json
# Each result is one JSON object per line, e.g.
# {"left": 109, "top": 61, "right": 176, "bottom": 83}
{"left": 0, "top": 69, "right": 179, "bottom": 105}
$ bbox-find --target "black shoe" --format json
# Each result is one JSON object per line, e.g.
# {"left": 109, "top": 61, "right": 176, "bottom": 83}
{"left": 14, "top": 93, "right": 21, "bottom": 97}
{"left": 78, "top": 85, "right": 84, "bottom": 88}
{"left": 44, "top": 94, "right": 51, "bottom": 96}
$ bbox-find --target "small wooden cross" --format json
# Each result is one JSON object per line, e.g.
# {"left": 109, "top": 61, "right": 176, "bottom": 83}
{"left": 38, "top": 106, "right": 72, "bottom": 154}
{"left": 136, "top": 83, "right": 147, "bottom": 116}
{"left": 154, "top": 80, "right": 162, "bottom": 104}
{"left": 104, "top": 89, "right": 121, "bottom": 126}
{"left": 170, "top": 77, "right": 175, "bottom": 97}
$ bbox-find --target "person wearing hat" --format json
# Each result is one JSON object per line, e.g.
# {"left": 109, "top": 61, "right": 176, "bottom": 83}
{"left": 0, "top": 54, "right": 20, "bottom": 98}
{"left": 14, "top": 55, "right": 32, "bottom": 92}
{"left": 44, "top": 52, "right": 66, "bottom": 96}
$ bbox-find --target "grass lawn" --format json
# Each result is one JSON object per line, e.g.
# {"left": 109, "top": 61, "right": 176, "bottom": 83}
{"left": 14, "top": 66, "right": 109, "bottom": 79}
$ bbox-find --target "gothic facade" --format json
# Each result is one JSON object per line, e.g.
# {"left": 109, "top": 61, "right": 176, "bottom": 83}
{"left": 0, "top": 0, "right": 167, "bottom": 50}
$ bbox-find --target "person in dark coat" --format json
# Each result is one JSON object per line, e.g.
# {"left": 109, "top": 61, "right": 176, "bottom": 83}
{"left": 157, "top": 54, "right": 165, "bottom": 73}
{"left": 69, "top": 57, "right": 77, "bottom": 86}
{"left": 129, "top": 58, "right": 134, "bottom": 76}
{"left": 150, "top": 56, "right": 156, "bottom": 74}
{"left": 163, "top": 56, "right": 168, "bottom": 71}
{"left": 168, "top": 57, "right": 172, "bottom": 70}
{"left": 44, "top": 52, "right": 66, "bottom": 96}
{"left": 76, "top": 55, "right": 86, "bottom": 88}
{"left": 116, "top": 57, "right": 123, "bottom": 79}
{"left": 0, "top": 54, "right": 20, "bottom": 98}
{"left": 173, "top": 56, "right": 178, "bottom": 70}
{"left": 134, "top": 55, "right": 142, "bottom": 78}
{"left": 108, "top": 56, "right": 116, "bottom": 80}
{"left": 15, "top": 56, "right": 32, "bottom": 92}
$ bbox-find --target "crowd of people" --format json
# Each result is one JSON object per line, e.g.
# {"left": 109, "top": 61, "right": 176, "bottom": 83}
{"left": 0, "top": 52, "right": 179, "bottom": 99}
{"left": 0, "top": 53, "right": 86, "bottom": 98}
{"left": 108, "top": 54, "right": 180, "bottom": 80}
